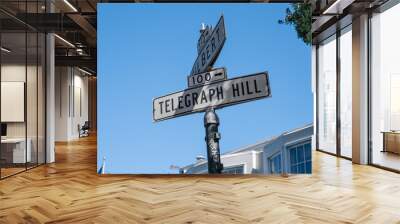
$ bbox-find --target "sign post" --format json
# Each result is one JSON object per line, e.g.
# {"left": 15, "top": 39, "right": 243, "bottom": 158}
{"left": 204, "top": 108, "right": 223, "bottom": 173}
{"left": 153, "top": 15, "right": 271, "bottom": 174}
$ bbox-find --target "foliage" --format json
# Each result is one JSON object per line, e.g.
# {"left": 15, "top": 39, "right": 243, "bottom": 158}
{"left": 279, "top": 3, "right": 312, "bottom": 45}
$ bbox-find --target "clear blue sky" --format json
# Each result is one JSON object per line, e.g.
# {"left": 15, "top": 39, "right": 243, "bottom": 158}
{"left": 98, "top": 3, "right": 312, "bottom": 174}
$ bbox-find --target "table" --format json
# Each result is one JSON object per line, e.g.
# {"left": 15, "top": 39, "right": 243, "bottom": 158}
{"left": 382, "top": 131, "right": 400, "bottom": 154}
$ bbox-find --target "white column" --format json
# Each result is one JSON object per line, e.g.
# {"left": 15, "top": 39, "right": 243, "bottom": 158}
{"left": 352, "top": 14, "right": 369, "bottom": 164}
{"left": 46, "top": 32, "right": 55, "bottom": 163}
{"left": 45, "top": 0, "right": 55, "bottom": 163}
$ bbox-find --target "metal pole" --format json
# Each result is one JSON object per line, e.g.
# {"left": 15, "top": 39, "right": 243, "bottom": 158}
{"left": 204, "top": 108, "right": 223, "bottom": 174}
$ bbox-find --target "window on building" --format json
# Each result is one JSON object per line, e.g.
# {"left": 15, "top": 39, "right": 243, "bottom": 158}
{"left": 0, "top": 2, "right": 47, "bottom": 179}
{"left": 370, "top": 2, "right": 400, "bottom": 171}
{"left": 269, "top": 153, "right": 282, "bottom": 174}
{"left": 317, "top": 34, "right": 337, "bottom": 155}
{"left": 339, "top": 25, "right": 352, "bottom": 158}
{"left": 222, "top": 165, "right": 244, "bottom": 174}
{"left": 289, "top": 141, "right": 312, "bottom": 174}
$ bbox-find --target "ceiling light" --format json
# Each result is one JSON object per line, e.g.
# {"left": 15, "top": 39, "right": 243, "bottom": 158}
{"left": 76, "top": 48, "right": 86, "bottom": 56}
{"left": 1, "top": 47, "right": 11, "bottom": 53}
{"left": 78, "top": 67, "right": 93, "bottom": 76}
{"left": 54, "top": 34, "right": 75, "bottom": 48}
{"left": 63, "top": 0, "right": 78, "bottom": 12}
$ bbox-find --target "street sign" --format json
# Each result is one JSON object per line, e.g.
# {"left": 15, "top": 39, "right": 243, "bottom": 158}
{"left": 187, "top": 67, "right": 227, "bottom": 88}
{"left": 197, "top": 24, "right": 212, "bottom": 54}
{"left": 190, "top": 15, "right": 226, "bottom": 76}
{"left": 153, "top": 72, "right": 270, "bottom": 122}
{"left": 154, "top": 15, "right": 272, "bottom": 173}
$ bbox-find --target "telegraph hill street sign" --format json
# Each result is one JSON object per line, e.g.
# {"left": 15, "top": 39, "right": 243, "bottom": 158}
{"left": 187, "top": 67, "right": 227, "bottom": 88}
{"left": 190, "top": 15, "right": 226, "bottom": 76}
{"left": 153, "top": 72, "right": 270, "bottom": 122}
{"left": 153, "top": 15, "right": 272, "bottom": 174}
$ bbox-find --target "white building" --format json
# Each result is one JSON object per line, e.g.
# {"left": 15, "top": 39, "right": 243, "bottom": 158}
{"left": 180, "top": 124, "right": 313, "bottom": 174}
{"left": 263, "top": 124, "right": 313, "bottom": 174}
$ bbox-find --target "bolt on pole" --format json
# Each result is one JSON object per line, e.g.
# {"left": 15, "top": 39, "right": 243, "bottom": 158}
{"left": 204, "top": 107, "right": 223, "bottom": 174}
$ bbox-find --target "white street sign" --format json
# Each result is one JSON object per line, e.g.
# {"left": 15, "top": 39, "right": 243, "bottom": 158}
{"left": 190, "top": 16, "right": 226, "bottom": 76}
{"left": 153, "top": 72, "right": 270, "bottom": 122}
{"left": 197, "top": 25, "right": 212, "bottom": 54}
{"left": 187, "top": 68, "right": 227, "bottom": 88}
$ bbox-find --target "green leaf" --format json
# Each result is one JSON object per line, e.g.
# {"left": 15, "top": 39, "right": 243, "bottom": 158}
{"left": 278, "top": 3, "right": 312, "bottom": 45}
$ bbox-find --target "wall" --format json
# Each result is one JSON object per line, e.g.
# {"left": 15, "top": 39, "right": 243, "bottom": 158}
{"left": 55, "top": 67, "right": 68, "bottom": 141}
{"left": 55, "top": 67, "right": 89, "bottom": 141}
{"left": 88, "top": 77, "right": 97, "bottom": 132}
{"left": 0, "top": 62, "right": 46, "bottom": 169}
{"left": 1, "top": 64, "right": 45, "bottom": 165}
{"left": 72, "top": 71, "right": 89, "bottom": 138}
{"left": 1, "top": 65, "right": 26, "bottom": 138}
{"left": 222, "top": 151, "right": 263, "bottom": 174}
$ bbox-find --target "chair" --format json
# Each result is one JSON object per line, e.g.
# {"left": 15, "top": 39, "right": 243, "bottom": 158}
{"left": 79, "top": 121, "right": 90, "bottom": 138}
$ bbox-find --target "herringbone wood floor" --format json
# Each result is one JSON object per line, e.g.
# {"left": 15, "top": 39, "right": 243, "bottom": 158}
{"left": 1, "top": 135, "right": 400, "bottom": 224}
